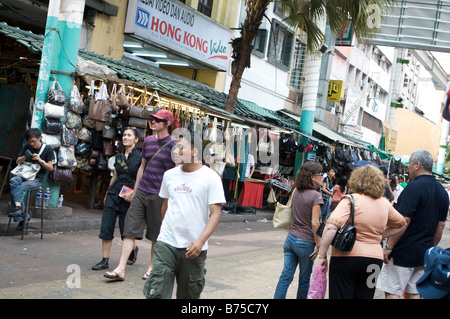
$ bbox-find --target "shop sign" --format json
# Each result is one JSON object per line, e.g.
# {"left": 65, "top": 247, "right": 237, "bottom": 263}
{"left": 327, "top": 80, "right": 344, "bottom": 102}
{"left": 342, "top": 86, "right": 362, "bottom": 126}
{"left": 124, "top": 0, "right": 232, "bottom": 71}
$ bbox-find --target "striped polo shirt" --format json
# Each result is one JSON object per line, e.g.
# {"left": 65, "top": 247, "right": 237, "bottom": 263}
{"left": 138, "top": 134, "right": 176, "bottom": 194}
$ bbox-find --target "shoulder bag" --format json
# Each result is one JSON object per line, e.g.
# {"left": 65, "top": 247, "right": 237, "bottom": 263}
{"left": 11, "top": 144, "right": 47, "bottom": 181}
{"left": 273, "top": 188, "right": 296, "bottom": 231}
{"left": 330, "top": 194, "right": 356, "bottom": 253}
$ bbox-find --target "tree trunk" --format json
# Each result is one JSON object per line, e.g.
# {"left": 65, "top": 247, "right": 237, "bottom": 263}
{"left": 225, "top": 0, "right": 270, "bottom": 114}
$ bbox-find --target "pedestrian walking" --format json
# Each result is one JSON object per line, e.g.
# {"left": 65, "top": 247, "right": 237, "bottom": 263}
{"left": 379, "top": 150, "right": 449, "bottom": 299}
{"left": 319, "top": 167, "right": 335, "bottom": 220}
{"left": 92, "top": 127, "right": 141, "bottom": 270}
{"left": 143, "top": 133, "right": 225, "bottom": 299}
{"left": 317, "top": 165, "right": 406, "bottom": 299}
{"left": 104, "top": 110, "right": 176, "bottom": 281}
{"left": 329, "top": 175, "right": 347, "bottom": 212}
{"left": 8, "top": 128, "right": 55, "bottom": 231}
{"left": 274, "top": 162, "right": 324, "bottom": 299}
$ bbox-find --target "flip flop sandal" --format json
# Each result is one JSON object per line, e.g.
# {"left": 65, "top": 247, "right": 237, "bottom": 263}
{"left": 104, "top": 271, "right": 125, "bottom": 281}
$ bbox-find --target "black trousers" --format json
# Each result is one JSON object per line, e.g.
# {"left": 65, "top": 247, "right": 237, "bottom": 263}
{"left": 329, "top": 256, "right": 383, "bottom": 299}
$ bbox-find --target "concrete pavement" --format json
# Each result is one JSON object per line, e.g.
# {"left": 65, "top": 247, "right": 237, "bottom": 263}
{"left": 1, "top": 196, "right": 449, "bottom": 300}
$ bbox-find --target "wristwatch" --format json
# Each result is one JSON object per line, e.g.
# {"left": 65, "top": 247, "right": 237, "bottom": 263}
{"left": 385, "top": 244, "right": 393, "bottom": 250}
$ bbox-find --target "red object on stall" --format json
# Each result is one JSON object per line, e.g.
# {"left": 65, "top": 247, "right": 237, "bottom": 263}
{"left": 237, "top": 181, "right": 265, "bottom": 209}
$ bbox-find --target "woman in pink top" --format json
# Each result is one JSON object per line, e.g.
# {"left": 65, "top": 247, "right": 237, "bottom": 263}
{"left": 329, "top": 175, "right": 347, "bottom": 212}
{"left": 317, "top": 165, "right": 406, "bottom": 299}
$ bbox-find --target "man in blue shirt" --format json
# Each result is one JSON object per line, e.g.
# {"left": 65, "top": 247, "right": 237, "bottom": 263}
{"left": 379, "top": 150, "right": 448, "bottom": 299}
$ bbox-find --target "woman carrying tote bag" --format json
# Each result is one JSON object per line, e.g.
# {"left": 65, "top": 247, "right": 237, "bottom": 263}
{"left": 274, "top": 161, "right": 324, "bottom": 299}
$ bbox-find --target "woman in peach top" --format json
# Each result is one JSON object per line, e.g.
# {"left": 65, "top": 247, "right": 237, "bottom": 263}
{"left": 317, "top": 165, "right": 406, "bottom": 299}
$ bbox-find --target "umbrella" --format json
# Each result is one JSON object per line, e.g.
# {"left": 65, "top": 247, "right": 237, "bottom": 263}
{"left": 347, "top": 160, "right": 380, "bottom": 169}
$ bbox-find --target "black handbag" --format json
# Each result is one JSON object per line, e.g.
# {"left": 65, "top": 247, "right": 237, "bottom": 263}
{"left": 47, "top": 80, "right": 67, "bottom": 106}
{"left": 42, "top": 117, "right": 63, "bottom": 135}
{"left": 331, "top": 195, "right": 356, "bottom": 253}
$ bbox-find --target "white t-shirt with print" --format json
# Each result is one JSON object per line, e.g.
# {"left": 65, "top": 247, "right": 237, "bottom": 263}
{"left": 158, "top": 165, "right": 226, "bottom": 251}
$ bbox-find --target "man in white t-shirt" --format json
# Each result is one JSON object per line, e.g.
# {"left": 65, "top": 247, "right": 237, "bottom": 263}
{"left": 245, "top": 153, "right": 255, "bottom": 178}
{"left": 143, "top": 134, "right": 225, "bottom": 299}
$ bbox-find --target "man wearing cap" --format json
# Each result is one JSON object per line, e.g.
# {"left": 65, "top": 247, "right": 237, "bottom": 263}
{"left": 379, "top": 150, "right": 449, "bottom": 299}
{"left": 105, "top": 110, "right": 176, "bottom": 281}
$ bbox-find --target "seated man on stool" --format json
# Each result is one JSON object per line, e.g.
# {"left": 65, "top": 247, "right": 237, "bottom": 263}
{"left": 9, "top": 128, "right": 54, "bottom": 231}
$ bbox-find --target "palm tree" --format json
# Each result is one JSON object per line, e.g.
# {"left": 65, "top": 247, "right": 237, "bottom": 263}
{"left": 225, "top": 0, "right": 392, "bottom": 114}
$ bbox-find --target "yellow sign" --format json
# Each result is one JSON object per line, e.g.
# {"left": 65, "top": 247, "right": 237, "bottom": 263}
{"left": 327, "top": 80, "right": 344, "bottom": 102}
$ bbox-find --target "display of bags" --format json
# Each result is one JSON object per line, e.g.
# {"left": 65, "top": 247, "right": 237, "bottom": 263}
{"left": 273, "top": 189, "right": 296, "bottom": 231}
{"left": 47, "top": 80, "right": 67, "bottom": 105}
{"left": 78, "top": 127, "right": 92, "bottom": 142}
{"left": 58, "top": 146, "right": 77, "bottom": 168}
{"left": 42, "top": 133, "right": 61, "bottom": 149}
{"left": 70, "top": 84, "right": 83, "bottom": 113}
{"left": 102, "top": 125, "right": 115, "bottom": 139}
{"left": 62, "top": 126, "right": 78, "bottom": 146}
{"left": 141, "top": 91, "right": 161, "bottom": 118}
{"left": 115, "top": 84, "right": 130, "bottom": 108}
{"left": 66, "top": 111, "right": 82, "bottom": 129}
{"left": 88, "top": 83, "right": 112, "bottom": 122}
{"left": 42, "top": 117, "right": 63, "bottom": 135}
{"left": 44, "top": 102, "right": 65, "bottom": 118}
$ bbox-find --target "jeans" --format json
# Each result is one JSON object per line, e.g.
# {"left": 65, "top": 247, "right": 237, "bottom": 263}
{"left": 274, "top": 233, "right": 316, "bottom": 299}
{"left": 320, "top": 198, "right": 330, "bottom": 221}
{"left": 9, "top": 176, "right": 42, "bottom": 222}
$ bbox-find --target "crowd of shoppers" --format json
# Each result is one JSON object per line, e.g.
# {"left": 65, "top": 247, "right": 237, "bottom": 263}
{"left": 8, "top": 123, "right": 448, "bottom": 299}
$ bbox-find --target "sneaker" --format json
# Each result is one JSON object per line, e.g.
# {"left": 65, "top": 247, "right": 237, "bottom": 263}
{"left": 8, "top": 209, "right": 24, "bottom": 218}
{"left": 92, "top": 258, "right": 109, "bottom": 270}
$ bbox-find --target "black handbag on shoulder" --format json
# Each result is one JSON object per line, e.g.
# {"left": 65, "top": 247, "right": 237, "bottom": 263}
{"left": 316, "top": 194, "right": 356, "bottom": 254}
{"left": 331, "top": 195, "right": 356, "bottom": 253}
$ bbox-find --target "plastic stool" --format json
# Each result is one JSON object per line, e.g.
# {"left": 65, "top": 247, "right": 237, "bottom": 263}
{"left": 6, "top": 189, "right": 44, "bottom": 239}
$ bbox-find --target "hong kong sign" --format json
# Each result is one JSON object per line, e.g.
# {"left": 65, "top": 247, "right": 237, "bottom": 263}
{"left": 125, "top": 0, "right": 232, "bottom": 71}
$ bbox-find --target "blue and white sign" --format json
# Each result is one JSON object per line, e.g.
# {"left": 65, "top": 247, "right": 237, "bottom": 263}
{"left": 135, "top": 8, "right": 150, "bottom": 29}
{"left": 124, "top": 0, "right": 232, "bottom": 71}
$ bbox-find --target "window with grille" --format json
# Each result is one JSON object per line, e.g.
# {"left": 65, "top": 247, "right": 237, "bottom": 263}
{"left": 289, "top": 40, "right": 306, "bottom": 91}
{"left": 268, "top": 19, "right": 294, "bottom": 69}
{"left": 198, "top": 0, "right": 213, "bottom": 17}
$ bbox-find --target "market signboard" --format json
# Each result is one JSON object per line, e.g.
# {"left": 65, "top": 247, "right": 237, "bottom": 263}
{"left": 124, "top": 0, "right": 232, "bottom": 71}
{"left": 342, "top": 86, "right": 362, "bottom": 126}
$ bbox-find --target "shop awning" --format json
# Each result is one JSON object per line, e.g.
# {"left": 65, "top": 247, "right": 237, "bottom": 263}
{"left": 0, "top": 22, "right": 286, "bottom": 128}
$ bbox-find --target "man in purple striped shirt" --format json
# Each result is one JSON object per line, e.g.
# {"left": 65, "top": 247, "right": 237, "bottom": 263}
{"left": 105, "top": 110, "right": 176, "bottom": 281}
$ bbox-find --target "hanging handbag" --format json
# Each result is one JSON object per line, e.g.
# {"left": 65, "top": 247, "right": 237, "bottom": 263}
{"left": 70, "top": 84, "right": 83, "bottom": 113}
{"left": 44, "top": 102, "right": 65, "bottom": 118}
{"left": 50, "top": 165, "right": 73, "bottom": 183}
{"left": 102, "top": 125, "right": 115, "bottom": 139}
{"left": 42, "top": 117, "right": 63, "bottom": 135}
{"left": 62, "top": 126, "right": 78, "bottom": 146}
{"left": 42, "top": 133, "right": 61, "bottom": 149}
{"left": 128, "top": 116, "right": 147, "bottom": 128}
{"left": 58, "top": 145, "right": 77, "bottom": 169}
{"left": 273, "top": 188, "right": 296, "bottom": 231}
{"left": 115, "top": 84, "right": 130, "bottom": 108}
{"left": 103, "top": 139, "right": 114, "bottom": 156}
{"left": 47, "top": 80, "right": 67, "bottom": 105}
{"left": 11, "top": 144, "right": 47, "bottom": 181}
{"left": 66, "top": 111, "right": 82, "bottom": 129}
{"left": 141, "top": 91, "right": 162, "bottom": 119}
{"left": 323, "top": 195, "right": 357, "bottom": 254}
{"left": 88, "top": 83, "right": 112, "bottom": 122}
